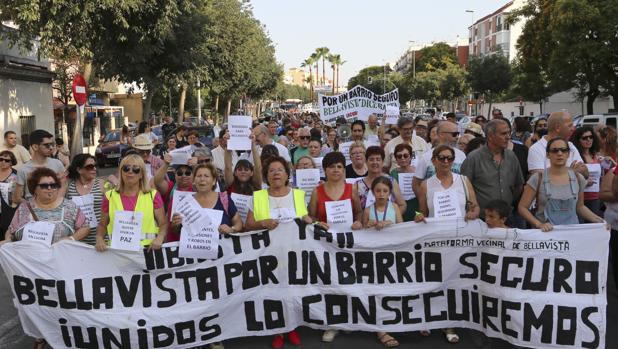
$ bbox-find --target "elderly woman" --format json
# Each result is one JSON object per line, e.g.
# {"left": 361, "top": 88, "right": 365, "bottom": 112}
{"left": 95, "top": 154, "right": 168, "bottom": 251}
{"left": 171, "top": 163, "right": 242, "bottom": 236}
{"left": 1, "top": 169, "right": 89, "bottom": 349}
{"left": 415, "top": 145, "right": 479, "bottom": 344}
{"left": 357, "top": 146, "right": 406, "bottom": 213}
{"left": 518, "top": 137, "right": 604, "bottom": 231}
{"left": 345, "top": 142, "right": 368, "bottom": 179}
{"left": 389, "top": 144, "right": 417, "bottom": 221}
{"left": 0, "top": 150, "right": 17, "bottom": 236}
{"left": 153, "top": 153, "right": 195, "bottom": 242}
{"left": 65, "top": 154, "right": 105, "bottom": 245}
{"left": 2, "top": 167, "right": 89, "bottom": 245}
{"left": 323, "top": 127, "right": 339, "bottom": 153}
{"left": 244, "top": 156, "right": 311, "bottom": 349}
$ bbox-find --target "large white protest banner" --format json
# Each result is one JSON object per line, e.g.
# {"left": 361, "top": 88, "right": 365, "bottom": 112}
{"left": 0, "top": 221, "right": 608, "bottom": 349}
{"left": 319, "top": 85, "right": 400, "bottom": 124}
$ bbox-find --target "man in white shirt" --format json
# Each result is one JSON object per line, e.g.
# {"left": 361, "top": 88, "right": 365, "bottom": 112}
{"left": 412, "top": 121, "right": 466, "bottom": 197}
{"left": 211, "top": 128, "right": 238, "bottom": 176}
{"left": 0, "top": 131, "right": 31, "bottom": 167}
{"left": 527, "top": 110, "right": 588, "bottom": 178}
{"left": 383, "top": 116, "right": 430, "bottom": 171}
{"left": 245, "top": 125, "right": 292, "bottom": 164}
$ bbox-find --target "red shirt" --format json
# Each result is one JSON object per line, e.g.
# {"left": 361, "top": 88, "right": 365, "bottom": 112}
{"left": 315, "top": 183, "right": 353, "bottom": 223}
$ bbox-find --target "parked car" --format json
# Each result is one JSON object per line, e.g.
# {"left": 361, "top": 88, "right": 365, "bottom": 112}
{"left": 581, "top": 114, "right": 618, "bottom": 129}
{"left": 95, "top": 129, "right": 123, "bottom": 167}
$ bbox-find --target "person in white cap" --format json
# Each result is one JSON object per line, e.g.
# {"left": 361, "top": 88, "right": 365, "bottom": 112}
{"left": 132, "top": 134, "right": 164, "bottom": 184}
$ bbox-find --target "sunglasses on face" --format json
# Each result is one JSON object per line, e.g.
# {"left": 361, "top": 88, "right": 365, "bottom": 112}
{"left": 581, "top": 135, "right": 594, "bottom": 141}
{"left": 40, "top": 142, "right": 54, "bottom": 149}
{"left": 176, "top": 169, "right": 192, "bottom": 176}
{"left": 299, "top": 136, "right": 311, "bottom": 140}
{"left": 198, "top": 158, "right": 211, "bottom": 164}
{"left": 121, "top": 165, "right": 141, "bottom": 174}
{"left": 549, "top": 147, "right": 570, "bottom": 154}
{"left": 435, "top": 155, "right": 455, "bottom": 163}
{"left": 441, "top": 131, "right": 460, "bottom": 137}
{"left": 37, "top": 182, "right": 60, "bottom": 190}
{"left": 537, "top": 123, "right": 547, "bottom": 128}
{"left": 82, "top": 164, "right": 97, "bottom": 171}
{"left": 138, "top": 150, "right": 151, "bottom": 155}
{"left": 0, "top": 158, "right": 12, "bottom": 163}
{"left": 395, "top": 153, "right": 410, "bottom": 160}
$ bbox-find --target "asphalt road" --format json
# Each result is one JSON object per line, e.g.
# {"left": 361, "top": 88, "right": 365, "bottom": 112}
{"left": 0, "top": 165, "right": 616, "bottom": 348}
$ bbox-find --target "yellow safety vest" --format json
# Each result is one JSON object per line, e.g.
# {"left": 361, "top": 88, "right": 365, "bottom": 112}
{"left": 106, "top": 190, "right": 159, "bottom": 246}
{"left": 252, "top": 188, "right": 308, "bottom": 221}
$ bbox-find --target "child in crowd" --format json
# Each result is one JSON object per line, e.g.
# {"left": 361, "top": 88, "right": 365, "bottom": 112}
{"left": 484, "top": 199, "right": 510, "bottom": 229}
{"left": 363, "top": 177, "right": 403, "bottom": 230}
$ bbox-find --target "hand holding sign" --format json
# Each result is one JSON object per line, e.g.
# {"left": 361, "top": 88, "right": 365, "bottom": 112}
{"left": 179, "top": 208, "right": 223, "bottom": 259}
{"left": 227, "top": 115, "right": 252, "bottom": 150}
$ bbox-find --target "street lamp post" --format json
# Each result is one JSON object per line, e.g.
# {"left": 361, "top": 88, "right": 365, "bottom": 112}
{"left": 466, "top": 10, "right": 475, "bottom": 115}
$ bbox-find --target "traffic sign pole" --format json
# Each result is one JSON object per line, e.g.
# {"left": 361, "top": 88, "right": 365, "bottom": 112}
{"left": 71, "top": 74, "right": 88, "bottom": 159}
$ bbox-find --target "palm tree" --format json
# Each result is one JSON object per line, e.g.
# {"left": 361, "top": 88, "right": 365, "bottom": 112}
{"left": 328, "top": 54, "right": 345, "bottom": 94}
{"left": 304, "top": 76, "right": 313, "bottom": 101}
{"left": 315, "top": 47, "right": 330, "bottom": 86}
{"left": 301, "top": 57, "right": 315, "bottom": 96}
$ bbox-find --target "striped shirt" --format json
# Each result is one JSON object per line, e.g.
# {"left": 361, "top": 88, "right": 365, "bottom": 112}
{"left": 66, "top": 179, "right": 104, "bottom": 245}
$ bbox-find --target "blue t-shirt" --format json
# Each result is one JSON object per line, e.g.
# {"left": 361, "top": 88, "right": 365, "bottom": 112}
{"left": 213, "top": 195, "right": 238, "bottom": 226}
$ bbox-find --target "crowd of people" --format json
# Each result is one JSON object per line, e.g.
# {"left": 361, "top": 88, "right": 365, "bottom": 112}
{"left": 0, "top": 109, "right": 616, "bottom": 349}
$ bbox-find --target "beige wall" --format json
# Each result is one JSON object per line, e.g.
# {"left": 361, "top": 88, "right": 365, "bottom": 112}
{"left": 0, "top": 78, "right": 54, "bottom": 143}
{"left": 111, "top": 93, "right": 143, "bottom": 123}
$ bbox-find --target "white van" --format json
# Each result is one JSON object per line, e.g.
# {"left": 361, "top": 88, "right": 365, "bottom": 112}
{"left": 581, "top": 114, "right": 618, "bottom": 129}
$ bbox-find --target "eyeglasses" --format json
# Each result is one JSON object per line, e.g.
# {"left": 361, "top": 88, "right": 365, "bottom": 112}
{"left": 435, "top": 155, "right": 455, "bottom": 163}
{"left": 299, "top": 136, "right": 311, "bottom": 140}
{"left": 537, "top": 123, "right": 547, "bottom": 128}
{"left": 176, "top": 169, "right": 192, "bottom": 176}
{"left": 121, "top": 165, "right": 141, "bottom": 174}
{"left": 0, "top": 158, "right": 12, "bottom": 163}
{"left": 198, "top": 158, "right": 211, "bottom": 164}
{"left": 40, "top": 142, "right": 54, "bottom": 149}
{"left": 37, "top": 182, "right": 60, "bottom": 190}
{"left": 138, "top": 150, "right": 151, "bottom": 155}
{"left": 415, "top": 125, "right": 427, "bottom": 130}
{"left": 82, "top": 164, "right": 97, "bottom": 171}
{"left": 268, "top": 168, "right": 286, "bottom": 174}
{"left": 581, "top": 135, "right": 594, "bottom": 141}
{"left": 401, "top": 127, "right": 414, "bottom": 132}
{"left": 440, "top": 131, "right": 460, "bottom": 137}
{"left": 549, "top": 147, "right": 570, "bottom": 154}
{"left": 351, "top": 152, "right": 364, "bottom": 157}
{"left": 395, "top": 153, "right": 410, "bottom": 160}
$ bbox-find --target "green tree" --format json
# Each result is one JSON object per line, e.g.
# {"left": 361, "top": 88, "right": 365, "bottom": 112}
{"left": 328, "top": 53, "right": 345, "bottom": 94}
{"left": 414, "top": 42, "right": 458, "bottom": 73}
{"left": 511, "top": 58, "right": 553, "bottom": 113}
{"left": 468, "top": 53, "right": 513, "bottom": 116}
{"left": 301, "top": 56, "right": 316, "bottom": 97}
{"left": 347, "top": 65, "right": 392, "bottom": 93}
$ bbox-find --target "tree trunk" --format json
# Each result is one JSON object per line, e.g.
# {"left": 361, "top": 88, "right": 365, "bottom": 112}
{"left": 322, "top": 57, "right": 326, "bottom": 85}
{"left": 82, "top": 62, "right": 93, "bottom": 83}
{"left": 586, "top": 88, "right": 599, "bottom": 115}
{"left": 611, "top": 90, "right": 618, "bottom": 112}
{"left": 316, "top": 63, "right": 319, "bottom": 88}
{"left": 332, "top": 66, "right": 336, "bottom": 94}
{"left": 539, "top": 100, "right": 543, "bottom": 114}
{"left": 178, "top": 83, "right": 187, "bottom": 122}
{"left": 225, "top": 98, "right": 232, "bottom": 121}
{"left": 336, "top": 65, "right": 339, "bottom": 94}
{"left": 214, "top": 94, "right": 219, "bottom": 113}
{"left": 143, "top": 88, "right": 155, "bottom": 120}
{"left": 487, "top": 93, "right": 493, "bottom": 119}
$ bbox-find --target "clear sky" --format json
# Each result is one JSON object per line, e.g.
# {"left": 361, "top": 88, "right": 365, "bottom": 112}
{"left": 251, "top": 0, "right": 505, "bottom": 86}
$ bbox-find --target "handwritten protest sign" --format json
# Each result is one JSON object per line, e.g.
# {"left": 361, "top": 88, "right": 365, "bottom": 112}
{"left": 110, "top": 211, "right": 143, "bottom": 251}
{"left": 21, "top": 221, "right": 54, "bottom": 245}
{"left": 71, "top": 194, "right": 98, "bottom": 228}
{"left": 179, "top": 208, "right": 223, "bottom": 259}
{"left": 227, "top": 115, "right": 252, "bottom": 150}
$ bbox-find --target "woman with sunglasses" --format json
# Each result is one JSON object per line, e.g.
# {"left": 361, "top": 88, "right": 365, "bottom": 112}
{"left": 153, "top": 153, "right": 195, "bottom": 242}
{"left": 65, "top": 154, "right": 104, "bottom": 245}
{"left": 170, "top": 163, "right": 242, "bottom": 240}
{"left": 345, "top": 142, "right": 368, "bottom": 179}
{"left": 244, "top": 155, "right": 311, "bottom": 349}
{"left": 389, "top": 144, "right": 418, "bottom": 221}
{"left": 357, "top": 146, "right": 407, "bottom": 213}
{"left": 415, "top": 145, "right": 478, "bottom": 344}
{"left": 518, "top": 138, "right": 604, "bottom": 231}
{"left": 0, "top": 151, "right": 18, "bottom": 237}
{"left": 2, "top": 167, "right": 89, "bottom": 349}
{"left": 95, "top": 154, "right": 168, "bottom": 251}
{"left": 571, "top": 126, "right": 603, "bottom": 216}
